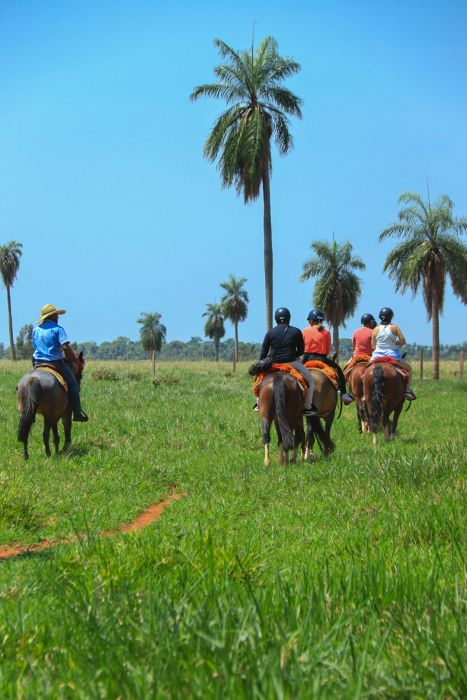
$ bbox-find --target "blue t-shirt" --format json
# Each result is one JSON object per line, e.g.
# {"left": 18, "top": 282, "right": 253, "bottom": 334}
{"left": 32, "top": 320, "right": 69, "bottom": 361}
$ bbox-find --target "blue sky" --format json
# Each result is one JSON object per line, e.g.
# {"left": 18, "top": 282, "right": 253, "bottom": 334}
{"left": 1, "top": 0, "right": 466, "bottom": 347}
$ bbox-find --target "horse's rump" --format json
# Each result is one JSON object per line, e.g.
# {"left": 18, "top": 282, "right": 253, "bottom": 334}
{"left": 304, "top": 360, "right": 339, "bottom": 390}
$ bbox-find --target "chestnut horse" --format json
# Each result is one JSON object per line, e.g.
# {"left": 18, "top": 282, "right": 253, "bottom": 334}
{"left": 304, "top": 367, "right": 337, "bottom": 459}
{"left": 257, "top": 372, "right": 305, "bottom": 466}
{"left": 17, "top": 352, "right": 85, "bottom": 460}
{"left": 363, "top": 363, "right": 406, "bottom": 445}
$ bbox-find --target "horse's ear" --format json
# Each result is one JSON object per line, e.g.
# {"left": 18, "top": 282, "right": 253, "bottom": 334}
{"left": 79, "top": 351, "right": 84, "bottom": 363}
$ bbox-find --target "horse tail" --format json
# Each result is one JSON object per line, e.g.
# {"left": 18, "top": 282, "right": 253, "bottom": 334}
{"left": 308, "top": 416, "right": 335, "bottom": 454}
{"left": 369, "top": 364, "right": 384, "bottom": 433}
{"left": 273, "top": 374, "right": 295, "bottom": 451}
{"left": 17, "top": 377, "right": 40, "bottom": 444}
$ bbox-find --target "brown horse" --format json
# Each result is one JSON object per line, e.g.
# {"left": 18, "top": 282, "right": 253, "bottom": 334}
{"left": 304, "top": 367, "right": 337, "bottom": 459}
{"left": 362, "top": 362, "right": 406, "bottom": 445}
{"left": 257, "top": 372, "right": 305, "bottom": 466}
{"left": 347, "top": 361, "right": 369, "bottom": 433}
{"left": 17, "top": 352, "right": 85, "bottom": 460}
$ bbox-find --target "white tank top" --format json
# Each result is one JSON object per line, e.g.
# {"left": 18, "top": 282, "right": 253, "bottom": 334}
{"left": 375, "top": 325, "right": 398, "bottom": 352}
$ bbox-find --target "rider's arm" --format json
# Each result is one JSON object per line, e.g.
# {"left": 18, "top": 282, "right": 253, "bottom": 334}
{"left": 371, "top": 326, "right": 379, "bottom": 349}
{"left": 392, "top": 325, "right": 407, "bottom": 346}
{"left": 259, "top": 331, "right": 271, "bottom": 360}
{"left": 325, "top": 330, "right": 331, "bottom": 355}
{"left": 62, "top": 342, "right": 76, "bottom": 362}
{"left": 296, "top": 330, "right": 305, "bottom": 357}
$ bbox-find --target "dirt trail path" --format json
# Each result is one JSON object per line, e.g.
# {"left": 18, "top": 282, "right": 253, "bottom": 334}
{"left": 0, "top": 487, "right": 185, "bottom": 563}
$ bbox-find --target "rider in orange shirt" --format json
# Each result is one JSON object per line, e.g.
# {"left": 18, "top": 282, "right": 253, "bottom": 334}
{"left": 302, "top": 310, "right": 353, "bottom": 405}
{"left": 352, "top": 313, "right": 376, "bottom": 357}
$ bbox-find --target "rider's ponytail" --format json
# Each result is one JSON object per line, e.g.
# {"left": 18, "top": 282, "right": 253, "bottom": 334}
{"left": 317, "top": 322, "right": 324, "bottom": 331}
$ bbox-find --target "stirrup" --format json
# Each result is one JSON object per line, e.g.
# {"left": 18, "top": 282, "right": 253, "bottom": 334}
{"left": 303, "top": 404, "right": 319, "bottom": 417}
{"left": 253, "top": 401, "right": 259, "bottom": 411}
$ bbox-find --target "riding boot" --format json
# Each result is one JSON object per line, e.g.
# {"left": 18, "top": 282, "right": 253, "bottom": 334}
{"left": 303, "top": 403, "right": 319, "bottom": 416}
{"left": 404, "top": 388, "right": 416, "bottom": 400}
{"left": 253, "top": 400, "right": 259, "bottom": 411}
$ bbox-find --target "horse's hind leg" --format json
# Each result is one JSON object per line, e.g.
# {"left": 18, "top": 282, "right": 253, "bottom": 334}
{"left": 390, "top": 404, "right": 404, "bottom": 440}
{"left": 43, "top": 419, "right": 52, "bottom": 457}
{"left": 52, "top": 423, "right": 60, "bottom": 454}
{"left": 262, "top": 419, "right": 271, "bottom": 467}
{"left": 383, "top": 416, "right": 392, "bottom": 443}
{"left": 62, "top": 409, "right": 72, "bottom": 452}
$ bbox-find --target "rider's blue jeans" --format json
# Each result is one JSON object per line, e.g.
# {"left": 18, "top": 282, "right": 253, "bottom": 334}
{"left": 33, "top": 359, "right": 82, "bottom": 415}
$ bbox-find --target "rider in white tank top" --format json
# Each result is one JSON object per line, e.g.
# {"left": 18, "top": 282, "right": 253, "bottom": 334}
{"left": 371, "top": 324, "right": 401, "bottom": 360}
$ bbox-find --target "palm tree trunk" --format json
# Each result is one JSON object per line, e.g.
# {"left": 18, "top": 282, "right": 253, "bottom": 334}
{"left": 262, "top": 170, "right": 273, "bottom": 332}
{"left": 214, "top": 336, "right": 219, "bottom": 362}
{"left": 332, "top": 323, "right": 339, "bottom": 358}
{"left": 233, "top": 319, "right": 238, "bottom": 373}
{"left": 151, "top": 349, "right": 156, "bottom": 378}
{"left": 6, "top": 286, "right": 16, "bottom": 361}
{"left": 431, "top": 293, "right": 440, "bottom": 380}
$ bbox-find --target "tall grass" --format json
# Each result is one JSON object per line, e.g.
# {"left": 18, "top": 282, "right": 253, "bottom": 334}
{"left": 0, "top": 361, "right": 465, "bottom": 697}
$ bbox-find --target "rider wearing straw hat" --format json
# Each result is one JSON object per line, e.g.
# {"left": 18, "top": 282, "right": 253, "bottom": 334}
{"left": 32, "top": 304, "right": 89, "bottom": 421}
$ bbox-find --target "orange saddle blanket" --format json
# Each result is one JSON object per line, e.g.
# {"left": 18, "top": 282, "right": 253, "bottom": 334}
{"left": 343, "top": 354, "right": 371, "bottom": 377}
{"left": 253, "top": 363, "right": 307, "bottom": 397}
{"left": 35, "top": 365, "right": 68, "bottom": 391}
{"left": 304, "top": 360, "right": 339, "bottom": 390}
{"left": 360, "top": 356, "right": 409, "bottom": 378}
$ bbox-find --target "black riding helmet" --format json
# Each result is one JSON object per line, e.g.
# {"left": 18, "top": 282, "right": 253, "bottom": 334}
{"left": 379, "top": 307, "right": 394, "bottom": 323}
{"left": 274, "top": 307, "right": 291, "bottom": 324}
{"left": 361, "top": 313, "right": 376, "bottom": 326}
{"left": 307, "top": 309, "right": 324, "bottom": 323}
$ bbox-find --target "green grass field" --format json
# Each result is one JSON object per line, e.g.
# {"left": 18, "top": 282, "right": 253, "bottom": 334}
{"left": 0, "top": 360, "right": 465, "bottom": 698}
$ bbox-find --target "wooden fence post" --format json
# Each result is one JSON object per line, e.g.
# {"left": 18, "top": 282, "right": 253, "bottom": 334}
{"left": 420, "top": 348, "right": 424, "bottom": 380}
{"left": 460, "top": 349, "right": 464, "bottom": 380}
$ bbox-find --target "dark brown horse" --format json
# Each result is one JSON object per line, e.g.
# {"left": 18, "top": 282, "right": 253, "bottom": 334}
{"left": 304, "top": 367, "right": 337, "bottom": 459}
{"left": 257, "top": 372, "right": 305, "bottom": 466}
{"left": 363, "top": 362, "right": 406, "bottom": 445}
{"left": 17, "top": 352, "right": 85, "bottom": 459}
{"left": 346, "top": 361, "right": 369, "bottom": 433}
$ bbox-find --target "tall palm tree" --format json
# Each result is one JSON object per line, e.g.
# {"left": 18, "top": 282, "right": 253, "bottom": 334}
{"left": 191, "top": 36, "right": 302, "bottom": 331}
{"left": 300, "top": 239, "right": 365, "bottom": 356}
{"left": 380, "top": 192, "right": 467, "bottom": 379}
{"left": 0, "top": 241, "right": 23, "bottom": 360}
{"left": 202, "top": 303, "right": 225, "bottom": 362}
{"left": 220, "top": 274, "right": 249, "bottom": 372}
{"left": 137, "top": 312, "right": 167, "bottom": 378}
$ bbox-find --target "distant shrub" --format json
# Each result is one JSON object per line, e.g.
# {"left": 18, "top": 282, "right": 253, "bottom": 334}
{"left": 90, "top": 368, "right": 119, "bottom": 381}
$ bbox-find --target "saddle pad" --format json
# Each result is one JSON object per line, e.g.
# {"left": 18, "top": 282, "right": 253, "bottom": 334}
{"left": 360, "top": 357, "right": 409, "bottom": 378}
{"left": 253, "top": 363, "right": 307, "bottom": 397}
{"left": 343, "top": 354, "right": 371, "bottom": 377}
{"left": 35, "top": 365, "right": 68, "bottom": 391}
{"left": 304, "top": 360, "right": 339, "bottom": 390}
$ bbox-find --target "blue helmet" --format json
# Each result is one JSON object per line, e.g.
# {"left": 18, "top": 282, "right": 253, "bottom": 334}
{"left": 307, "top": 309, "right": 324, "bottom": 323}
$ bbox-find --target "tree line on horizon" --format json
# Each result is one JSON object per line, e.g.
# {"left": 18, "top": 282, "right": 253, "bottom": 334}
{"left": 3, "top": 329, "right": 464, "bottom": 364}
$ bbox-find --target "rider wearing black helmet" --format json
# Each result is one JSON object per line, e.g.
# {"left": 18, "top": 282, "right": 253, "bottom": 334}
{"left": 371, "top": 307, "right": 416, "bottom": 400}
{"left": 256, "top": 307, "right": 318, "bottom": 416}
{"left": 302, "top": 310, "right": 353, "bottom": 405}
{"left": 351, "top": 313, "right": 376, "bottom": 358}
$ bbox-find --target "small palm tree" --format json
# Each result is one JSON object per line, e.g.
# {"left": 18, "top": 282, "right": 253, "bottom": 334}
{"left": 191, "top": 36, "right": 302, "bottom": 331}
{"left": 220, "top": 274, "right": 249, "bottom": 372}
{"left": 300, "top": 239, "right": 365, "bottom": 356}
{"left": 202, "top": 303, "right": 225, "bottom": 362}
{"left": 380, "top": 192, "right": 467, "bottom": 379}
{"left": 0, "top": 241, "right": 23, "bottom": 360}
{"left": 137, "top": 312, "right": 167, "bottom": 378}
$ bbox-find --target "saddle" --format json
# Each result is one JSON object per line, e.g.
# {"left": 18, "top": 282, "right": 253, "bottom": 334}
{"left": 304, "top": 360, "right": 339, "bottom": 390}
{"left": 343, "top": 354, "right": 371, "bottom": 377}
{"left": 252, "top": 363, "right": 307, "bottom": 397}
{"left": 361, "top": 356, "right": 409, "bottom": 379}
{"left": 34, "top": 365, "right": 68, "bottom": 391}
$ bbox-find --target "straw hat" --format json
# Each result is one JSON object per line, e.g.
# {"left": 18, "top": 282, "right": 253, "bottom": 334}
{"left": 37, "top": 304, "right": 66, "bottom": 324}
